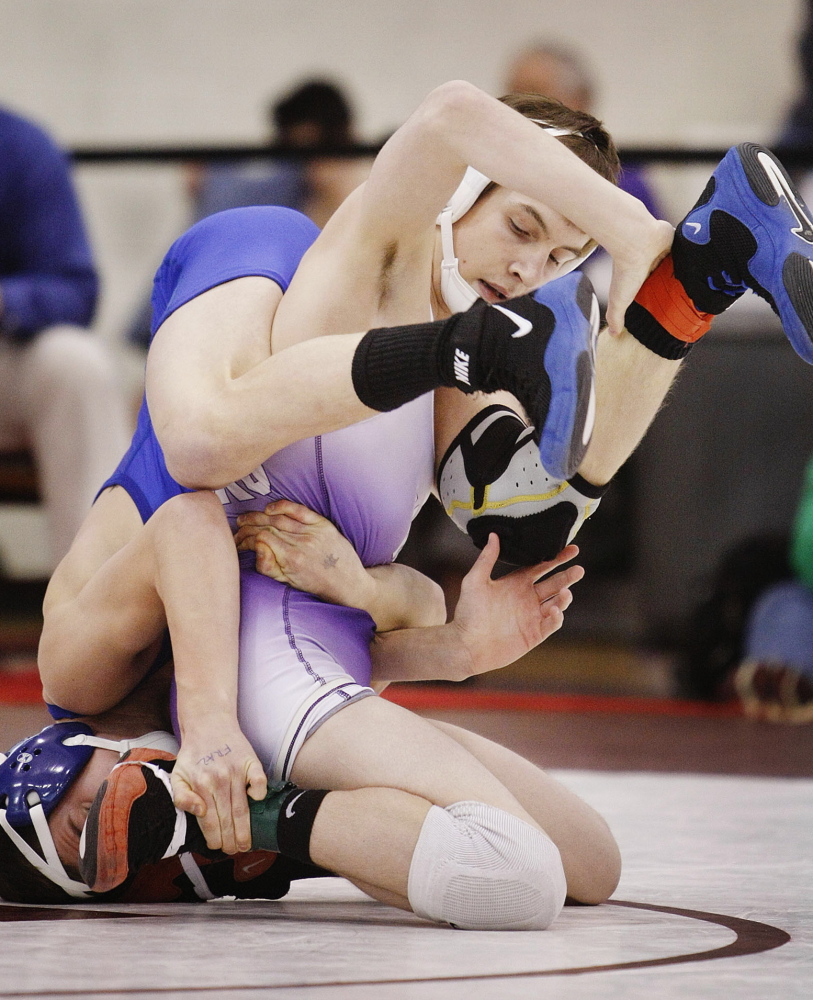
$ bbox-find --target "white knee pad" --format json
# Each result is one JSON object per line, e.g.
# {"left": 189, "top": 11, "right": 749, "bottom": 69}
{"left": 407, "top": 801, "right": 566, "bottom": 931}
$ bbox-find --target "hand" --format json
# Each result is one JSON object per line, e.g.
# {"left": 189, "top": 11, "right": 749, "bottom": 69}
{"left": 605, "top": 217, "right": 674, "bottom": 336}
{"left": 452, "top": 534, "right": 584, "bottom": 676}
{"left": 234, "top": 500, "right": 373, "bottom": 608}
{"left": 171, "top": 722, "right": 267, "bottom": 854}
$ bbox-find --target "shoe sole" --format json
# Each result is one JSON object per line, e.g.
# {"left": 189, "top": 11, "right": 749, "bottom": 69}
{"left": 537, "top": 271, "right": 599, "bottom": 481}
{"left": 733, "top": 142, "right": 813, "bottom": 362}
{"left": 81, "top": 763, "right": 149, "bottom": 894}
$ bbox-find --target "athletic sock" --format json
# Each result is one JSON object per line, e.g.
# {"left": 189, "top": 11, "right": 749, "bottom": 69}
{"left": 351, "top": 296, "right": 555, "bottom": 430}
{"left": 624, "top": 254, "right": 714, "bottom": 360}
{"left": 249, "top": 783, "right": 329, "bottom": 866}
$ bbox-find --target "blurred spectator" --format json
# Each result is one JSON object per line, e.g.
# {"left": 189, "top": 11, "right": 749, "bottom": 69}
{"left": 503, "top": 41, "right": 662, "bottom": 218}
{"left": 0, "top": 105, "right": 129, "bottom": 568}
{"left": 732, "top": 455, "right": 813, "bottom": 723}
{"left": 128, "top": 78, "right": 370, "bottom": 349}
{"left": 190, "top": 78, "right": 365, "bottom": 227}
{"left": 777, "top": 0, "right": 813, "bottom": 150}
{"left": 679, "top": 451, "right": 813, "bottom": 723}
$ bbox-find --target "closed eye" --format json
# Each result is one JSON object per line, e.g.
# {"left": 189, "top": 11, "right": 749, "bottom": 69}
{"left": 510, "top": 219, "right": 531, "bottom": 239}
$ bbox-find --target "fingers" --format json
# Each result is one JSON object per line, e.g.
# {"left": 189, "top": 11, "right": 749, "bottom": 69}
{"left": 263, "top": 499, "right": 323, "bottom": 524}
{"left": 605, "top": 282, "right": 629, "bottom": 337}
{"left": 229, "top": 779, "right": 252, "bottom": 854}
{"left": 254, "top": 537, "right": 284, "bottom": 579}
{"left": 538, "top": 602, "right": 565, "bottom": 639}
{"left": 525, "top": 544, "right": 579, "bottom": 585}
{"left": 246, "top": 758, "right": 268, "bottom": 801}
{"left": 543, "top": 587, "right": 574, "bottom": 614}
{"left": 171, "top": 773, "right": 206, "bottom": 819}
{"left": 234, "top": 500, "right": 322, "bottom": 529}
{"left": 468, "top": 533, "right": 501, "bottom": 582}
{"left": 534, "top": 563, "right": 584, "bottom": 600}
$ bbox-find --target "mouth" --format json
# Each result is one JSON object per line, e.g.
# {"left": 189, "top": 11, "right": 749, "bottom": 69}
{"left": 476, "top": 280, "right": 509, "bottom": 303}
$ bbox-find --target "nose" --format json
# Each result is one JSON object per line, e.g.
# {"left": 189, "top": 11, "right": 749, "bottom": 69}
{"left": 510, "top": 247, "right": 550, "bottom": 292}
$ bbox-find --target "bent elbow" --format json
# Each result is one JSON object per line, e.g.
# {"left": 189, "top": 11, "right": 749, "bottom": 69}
{"left": 157, "top": 407, "right": 235, "bottom": 489}
{"left": 163, "top": 437, "right": 229, "bottom": 490}
{"left": 418, "top": 80, "right": 482, "bottom": 136}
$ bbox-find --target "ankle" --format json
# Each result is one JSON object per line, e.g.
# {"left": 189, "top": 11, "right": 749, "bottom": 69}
{"left": 625, "top": 255, "right": 712, "bottom": 359}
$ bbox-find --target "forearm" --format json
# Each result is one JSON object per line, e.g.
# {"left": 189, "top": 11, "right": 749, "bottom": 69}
{"left": 445, "top": 87, "right": 652, "bottom": 253}
{"left": 154, "top": 494, "right": 243, "bottom": 741}
{"left": 370, "top": 622, "right": 473, "bottom": 683}
{"left": 413, "top": 82, "right": 658, "bottom": 258}
{"left": 363, "top": 564, "right": 447, "bottom": 632}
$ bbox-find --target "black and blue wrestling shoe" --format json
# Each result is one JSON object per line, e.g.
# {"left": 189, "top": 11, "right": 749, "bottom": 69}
{"left": 672, "top": 142, "right": 813, "bottom": 363}
{"left": 447, "top": 270, "right": 599, "bottom": 482}
{"left": 529, "top": 270, "right": 599, "bottom": 481}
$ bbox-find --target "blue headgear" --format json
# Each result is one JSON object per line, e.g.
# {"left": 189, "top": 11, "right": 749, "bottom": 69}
{"left": 0, "top": 721, "right": 179, "bottom": 898}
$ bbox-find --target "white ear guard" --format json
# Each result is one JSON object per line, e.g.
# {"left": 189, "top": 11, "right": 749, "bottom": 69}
{"left": 437, "top": 167, "right": 491, "bottom": 314}
{"left": 436, "top": 123, "right": 598, "bottom": 314}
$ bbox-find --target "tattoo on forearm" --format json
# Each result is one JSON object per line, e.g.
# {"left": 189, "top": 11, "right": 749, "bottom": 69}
{"left": 323, "top": 553, "right": 339, "bottom": 568}
{"left": 198, "top": 745, "right": 232, "bottom": 766}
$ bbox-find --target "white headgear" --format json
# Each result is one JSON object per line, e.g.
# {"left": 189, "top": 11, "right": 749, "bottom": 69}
{"left": 435, "top": 123, "right": 596, "bottom": 314}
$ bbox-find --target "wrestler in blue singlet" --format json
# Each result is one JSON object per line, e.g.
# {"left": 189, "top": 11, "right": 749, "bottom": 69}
{"left": 99, "top": 206, "right": 436, "bottom": 778}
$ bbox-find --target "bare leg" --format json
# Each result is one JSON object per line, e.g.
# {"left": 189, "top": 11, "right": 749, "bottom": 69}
{"left": 578, "top": 328, "right": 683, "bottom": 486}
{"left": 426, "top": 720, "right": 620, "bottom": 903}
{"left": 291, "top": 696, "right": 551, "bottom": 906}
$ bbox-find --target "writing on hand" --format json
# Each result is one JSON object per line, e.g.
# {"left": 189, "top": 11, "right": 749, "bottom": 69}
{"left": 197, "top": 745, "right": 232, "bottom": 766}
{"left": 323, "top": 553, "right": 339, "bottom": 569}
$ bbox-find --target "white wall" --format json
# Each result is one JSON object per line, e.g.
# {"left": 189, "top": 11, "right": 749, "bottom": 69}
{"left": 0, "top": 0, "right": 803, "bottom": 144}
{"left": 0, "top": 0, "right": 807, "bottom": 341}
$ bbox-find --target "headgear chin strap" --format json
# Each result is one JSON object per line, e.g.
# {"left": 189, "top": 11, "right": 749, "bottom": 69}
{"left": 0, "top": 722, "right": 179, "bottom": 898}
{"left": 436, "top": 123, "right": 597, "bottom": 314}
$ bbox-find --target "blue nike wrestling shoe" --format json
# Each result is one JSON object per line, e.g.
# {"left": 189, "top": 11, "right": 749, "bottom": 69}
{"left": 449, "top": 270, "right": 599, "bottom": 482}
{"left": 530, "top": 270, "right": 599, "bottom": 481}
{"left": 672, "top": 142, "right": 813, "bottom": 363}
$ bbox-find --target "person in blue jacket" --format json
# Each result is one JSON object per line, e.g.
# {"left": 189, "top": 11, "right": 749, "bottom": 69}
{"left": 0, "top": 105, "right": 129, "bottom": 565}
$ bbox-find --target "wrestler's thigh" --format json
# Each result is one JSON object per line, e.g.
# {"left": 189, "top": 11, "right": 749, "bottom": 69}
{"left": 290, "top": 695, "right": 540, "bottom": 828}
{"left": 427, "top": 720, "right": 621, "bottom": 902}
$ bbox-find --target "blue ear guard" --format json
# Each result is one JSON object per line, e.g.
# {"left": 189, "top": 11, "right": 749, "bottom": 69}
{"left": 0, "top": 722, "right": 95, "bottom": 827}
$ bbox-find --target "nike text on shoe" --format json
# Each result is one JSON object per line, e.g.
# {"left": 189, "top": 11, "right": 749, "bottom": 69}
{"left": 672, "top": 142, "right": 813, "bottom": 363}
{"left": 442, "top": 270, "right": 600, "bottom": 481}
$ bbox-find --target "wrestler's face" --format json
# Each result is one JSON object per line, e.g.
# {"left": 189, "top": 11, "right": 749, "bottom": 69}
{"left": 442, "top": 185, "right": 591, "bottom": 306}
{"left": 48, "top": 747, "right": 119, "bottom": 875}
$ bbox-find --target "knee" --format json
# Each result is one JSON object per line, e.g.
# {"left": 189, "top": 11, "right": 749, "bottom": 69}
{"left": 151, "top": 490, "right": 227, "bottom": 534}
{"left": 407, "top": 802, "right": 566, "bottom": 930}
{"left": 566, "top": 829, "right": 622, "bottom": 905}
{"left": 27, "top": 326, "right": 119, "bottom": 396}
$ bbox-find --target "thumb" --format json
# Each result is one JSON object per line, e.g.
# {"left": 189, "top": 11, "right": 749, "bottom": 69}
{"left": 605, "top": 279, "right": 627, "bottom": 337}
{"left": 171, "top": 775, "right": 207, "bottom": 818}
{"left": 470, "top": 532, "right": 500, "bottom": 582}
{"left": 246, "top": 759, "right": 268, "bottom": 801}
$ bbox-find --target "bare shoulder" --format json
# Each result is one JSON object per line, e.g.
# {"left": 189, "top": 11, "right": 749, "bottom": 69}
{"left": 273, "top": 185, "right": 436, "bottom": 349}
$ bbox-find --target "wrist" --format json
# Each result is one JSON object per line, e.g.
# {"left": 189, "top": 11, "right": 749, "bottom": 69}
{"left": 447, "top": 620, "right": 478, "bottom": 680}
{"left": 175, "top": 693, "right": 238, "bottom": 730}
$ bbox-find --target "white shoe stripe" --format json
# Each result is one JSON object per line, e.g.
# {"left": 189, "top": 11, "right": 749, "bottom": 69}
{"left": 757, "top": 151, "right": 813, "bottom": 242}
